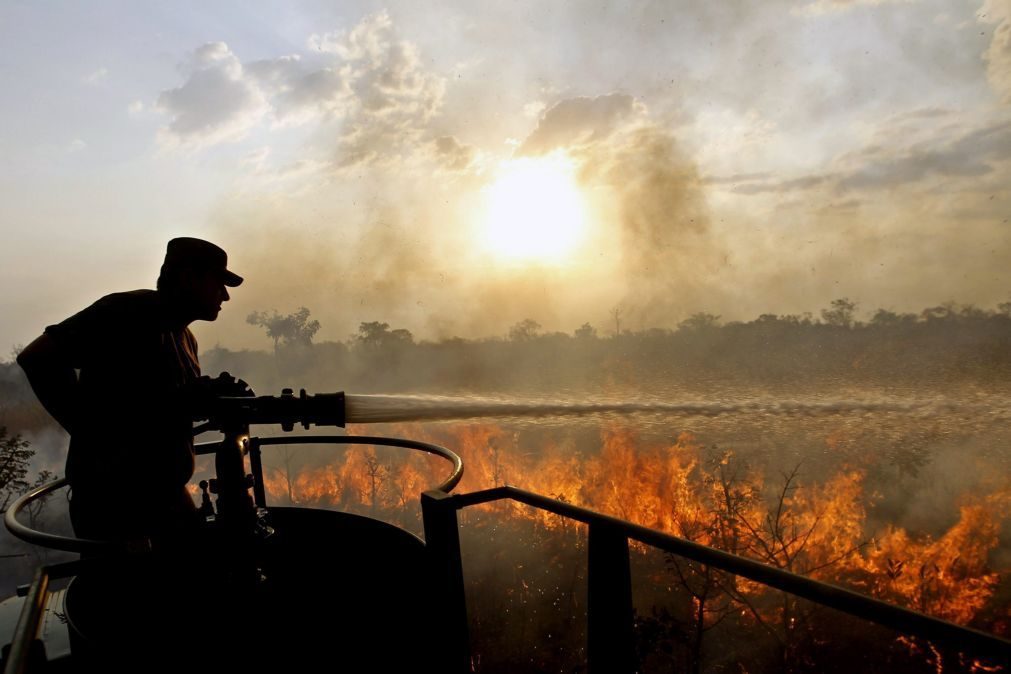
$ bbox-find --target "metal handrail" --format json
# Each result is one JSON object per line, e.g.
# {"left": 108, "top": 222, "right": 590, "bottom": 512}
{"left": 2, "top": 434, "right": 463, "bottom": 674}
{"left": 423, "top": 485, "right": 1011, "bottom": 669}
{"left": 249, "top": 435, "right": 464, "bottom": 494}
{"left": 6, "top": 435, "right": 463, "bottom": 554}
{"left": 3, "top": 479, "right": 113, "bottom": 555}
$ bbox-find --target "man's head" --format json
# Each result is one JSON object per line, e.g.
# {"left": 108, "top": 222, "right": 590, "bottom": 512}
{"left": 157, "top": 238, "right": 243, "bottom": 321}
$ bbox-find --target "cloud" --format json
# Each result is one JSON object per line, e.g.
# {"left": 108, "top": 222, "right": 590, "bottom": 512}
{"left": 701, "top": 172, "right": 773, "bottom": 186}
{"left": 518, "top": 94, "right": 640, "bottom": 155}
{"left": 156, "top": 42, "right": 267, "bottom": 148}
{"left": 795, "top": 0, "right": 914, "bottom": 17}
{"left": 245, "top": 54, "right": 358, "bottom": 126}
{"left": 290, "top": 11, "right": 445, "bottom": 139}
{"left": 155, "top": 12, "right": 445, "bottom": 169}
{"left": 432, "top": 135, "right": 475, "bottom": 171}
{"left": 245, "top": 55, "right": 304, "bottom": 95}
{"left": 980, "top": 0, "right": 1011, "bottom": 104}
{"left": 308, "top": 11, "right": 394, "bottom": 61}
{"left": 706, "top": 114, "right": 1011, "bottom": 195}
{"left": 522, "top": 101, "right": 546, "bottom": 119}
{"left": 731, "top": 174, "right": 832, "bottom": 194}
{"left": 240, "top": 146, "right": 271, "bottom": 172}
{"left": 837, "top": 120, "right": 1011, "bottom": 191}
{"left": 83, "top": 67, "right": 108, "bottom": 85}
{"left": 327, "top": 16, "right": 446, "bottom": 168}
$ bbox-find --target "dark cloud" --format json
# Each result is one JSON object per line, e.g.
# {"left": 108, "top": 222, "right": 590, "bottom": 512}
{"left": 888, "top": 107, "right": 956, "bottom": 122}
{"left": 820, "top": 198, "right": 861, "bottom": 212}
{"left": 518, "top": 94, "right": 638, "bottom": 155}
{"left": 597, "top": 126, "right": 719, "bottom": 323}
{"left": 700, "top": 172, "right": 773, "bottom": 185}
{"left": 705, "top": 118, "right": 1011, "bottom": 195}
{"left": 731, "top": 174, "right": 833, "bottom": 195}
{"left": 838, "top": 119, "right": 1011, "bottom": 191}
{"left": 531, "top": 106, "right": 727, "bottom": 325}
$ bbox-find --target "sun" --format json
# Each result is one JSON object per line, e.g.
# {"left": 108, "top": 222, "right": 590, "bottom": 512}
{"left": 479, "top": 154, "right": 588, "bottom": 263}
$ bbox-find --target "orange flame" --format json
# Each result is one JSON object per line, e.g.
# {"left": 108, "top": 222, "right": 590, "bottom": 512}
{"left": 251, "top": 421, "right": 1007, "bottom": 636}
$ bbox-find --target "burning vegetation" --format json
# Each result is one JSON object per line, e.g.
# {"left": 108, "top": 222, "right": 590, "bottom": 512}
{"left": 255, "top": 421, "right": 1009, "bottom": 673}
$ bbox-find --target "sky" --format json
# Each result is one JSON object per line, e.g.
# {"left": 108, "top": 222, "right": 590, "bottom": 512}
{"left": 1, "top": 0, "right": 1009, "bottom": 352}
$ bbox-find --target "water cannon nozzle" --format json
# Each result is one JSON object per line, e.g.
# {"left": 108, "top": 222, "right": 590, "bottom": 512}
{"left": 202, "top": 389, "right": 346, "bottom": 431}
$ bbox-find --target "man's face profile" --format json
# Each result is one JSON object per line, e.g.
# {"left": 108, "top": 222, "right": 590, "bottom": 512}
{"left": 179, "top": 268, "right": 230, "bottom": 321}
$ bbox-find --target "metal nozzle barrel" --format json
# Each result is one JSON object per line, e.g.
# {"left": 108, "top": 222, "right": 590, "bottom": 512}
{"left": 207, "top": 389, "right": 346, "bottom": 430}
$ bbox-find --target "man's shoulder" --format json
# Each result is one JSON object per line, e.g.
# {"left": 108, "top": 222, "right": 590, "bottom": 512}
{"left": 44, "top": 290, "right": 160, "bottom": 360}
{"left": 88, "top": 290, "right": 163, "bottom": 320}
{"left": 47, "top": 290, "right": 157, "bottom": 335}
{"left": 93, "top": 289, "right": 158, "bottom": 309}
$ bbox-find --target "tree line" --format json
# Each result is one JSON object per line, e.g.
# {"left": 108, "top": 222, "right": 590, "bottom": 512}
{"left": 211, "top": 299, "right": 1011, "bottom": 393}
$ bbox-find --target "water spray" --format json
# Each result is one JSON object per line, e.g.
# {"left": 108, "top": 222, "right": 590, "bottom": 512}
{"left": 202, "top": 388, "right": 982, "bottom": 430}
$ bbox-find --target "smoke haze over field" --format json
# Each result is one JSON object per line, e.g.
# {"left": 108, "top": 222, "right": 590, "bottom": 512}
{"left": 1, "top": 1, "right": 1010, "bottom": 350}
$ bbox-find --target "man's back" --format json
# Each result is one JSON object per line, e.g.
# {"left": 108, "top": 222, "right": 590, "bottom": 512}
{"left": 43, "top": 290, "right": 201, "bottom": 538}
{"left": 51, "top": 292, "right": 197, "bottom": 492}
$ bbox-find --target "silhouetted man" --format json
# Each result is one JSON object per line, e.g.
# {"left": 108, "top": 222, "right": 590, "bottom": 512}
{"left": 17, "top": 237, "right": 243, "bottom": 542}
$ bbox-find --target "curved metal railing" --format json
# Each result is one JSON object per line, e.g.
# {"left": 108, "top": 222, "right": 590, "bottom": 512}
{"left": 248, "top": 435, "right": 464, "bottom": 494}
{"left": 3, "top": 478, "right": 113, "bottom": 555}
{"left": 2, "top": 434, "right": 464, "bottom": 674}
{"left": 5, "top": 435, "right": 464, "bottom": 554}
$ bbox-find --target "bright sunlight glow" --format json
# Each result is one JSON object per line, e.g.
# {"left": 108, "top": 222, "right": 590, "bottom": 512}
{"left": 480, "top": 155, "right": 588, "bottom": 263}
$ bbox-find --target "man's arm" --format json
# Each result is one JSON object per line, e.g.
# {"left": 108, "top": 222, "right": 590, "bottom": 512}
{"left": 16, "top": 334, "right": 78, "bottom": 433}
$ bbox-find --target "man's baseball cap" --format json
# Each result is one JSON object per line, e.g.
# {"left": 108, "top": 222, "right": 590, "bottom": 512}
{"left": 163, "top": 237, "right": 243, "bottom": 287}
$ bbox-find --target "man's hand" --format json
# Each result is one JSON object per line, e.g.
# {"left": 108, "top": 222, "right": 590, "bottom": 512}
{"left": 187, "top": 372, "right": 255, "bottom": 421}
{"left": 204, "top": 372, "right": 255, "bottom": 398}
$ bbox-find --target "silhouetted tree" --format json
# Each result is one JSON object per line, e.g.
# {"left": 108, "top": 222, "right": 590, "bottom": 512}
{"left": 355, "top": 322, "right": 414, "bottom": 349}
{"left": 388, "top": 328, "right": 414, "bottom": 345}
{"left": 779, "top": 313, "right": 813, "bottom": 326}
{"left": 247, "top": 307, "right": 321, "bottom": 352}
{"left": 610, "top": 306, "right": 623, "bottom": 338}
{"left": 920, "top": 303, "right": 958, "bottom": 322}
{"left": 870, "top": 308, "right": 915, "bottom": 327}
{"left": 574, "top": 323, "right": 597, "bottom": 339}
{"left": 365, "top": 453, "right": 388, "bottom": 515}
{"left": 0, "top": 428, "right": 44, "bottom": 514}
{"left": 821, "top": 298, "right": 858, "bottom": 327}
{"left": 508, "top": 319, "right": 541, "bottom": 342}
{"left": 678, "top": 313, "right": 721, "bottom": 332}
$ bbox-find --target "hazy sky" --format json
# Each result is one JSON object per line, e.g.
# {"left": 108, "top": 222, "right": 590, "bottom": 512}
{"left": 1, "top": 0, "right": 1009, "bottom": 351}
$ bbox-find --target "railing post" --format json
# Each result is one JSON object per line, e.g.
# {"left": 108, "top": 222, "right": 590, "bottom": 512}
{"left": 247, "top": 437, "right": 267, "bottom": 508}
{"left": 587, "top": 522, "right": 636, "bottom": 674}
{"left": 421, "top": 490, "right": 470, "bottom": 674}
